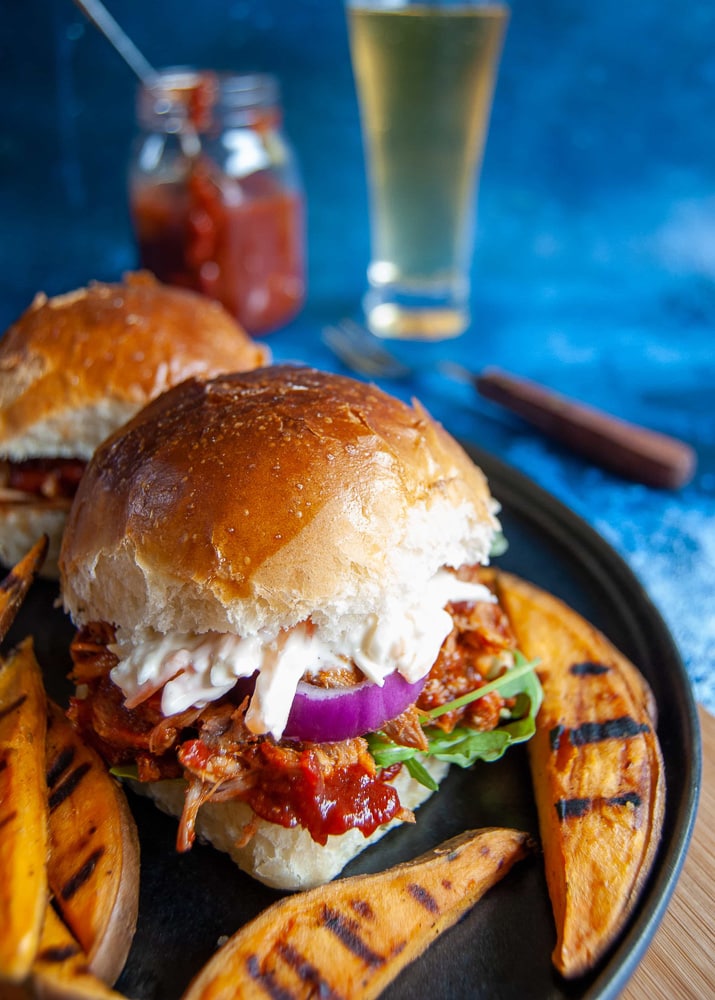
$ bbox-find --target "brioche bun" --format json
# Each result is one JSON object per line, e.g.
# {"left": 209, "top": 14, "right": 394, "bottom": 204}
{"left": 0, "top": 271, "right": 268, "bottom": 575}
{"left": 0, "top": 271, "right": 268, "bottom": 462}
{"left": 60, "top": 365, "right": 498, "bottom": 644}
{"left": 60, "top": 365, "right": 499, "bottom": 888}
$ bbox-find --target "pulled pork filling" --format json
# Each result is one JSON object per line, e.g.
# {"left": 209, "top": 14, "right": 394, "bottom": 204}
{"left": 68, "top": 580, "right": 517, "bottom": 850}
{"left": 0, "top": 457, "right": 86, "bottom": 500}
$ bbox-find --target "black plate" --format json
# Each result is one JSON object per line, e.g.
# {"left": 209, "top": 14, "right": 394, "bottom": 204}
{"left": 5, "top": 445, "right": 701, "bottom": 1000}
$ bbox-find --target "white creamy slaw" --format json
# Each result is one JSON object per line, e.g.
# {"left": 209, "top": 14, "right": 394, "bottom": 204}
{"left": 109, "top": 570, "right": 494, "bottom": 740}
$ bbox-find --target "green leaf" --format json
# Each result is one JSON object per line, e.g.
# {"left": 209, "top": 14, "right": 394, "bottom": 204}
{"left": 367, "top": 650, "right": 542, "bottom": 791}
{"left": 405, "top": 755, "right": 440, "bottom": 791}
{"left": 419, "top": 653, "right": 540, "bottom": 721}
{"left": 109, "top": 763, "right": 140, "bottom": 780}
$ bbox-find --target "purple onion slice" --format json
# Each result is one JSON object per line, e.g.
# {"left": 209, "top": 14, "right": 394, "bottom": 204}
{"left": 282, "top": 671, "right": 428, "bottom": 743}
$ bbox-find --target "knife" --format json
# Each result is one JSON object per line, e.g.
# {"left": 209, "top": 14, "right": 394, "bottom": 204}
{"left": 322, "top": 322, "right": 697, "bottom": 490}
{"left": 469, "top": 366, "right": 697, "bottom": 490}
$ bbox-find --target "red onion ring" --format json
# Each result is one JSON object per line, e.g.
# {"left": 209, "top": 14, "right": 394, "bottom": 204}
{"left": 282, "top": 671, "right": 428, "bottom": 743}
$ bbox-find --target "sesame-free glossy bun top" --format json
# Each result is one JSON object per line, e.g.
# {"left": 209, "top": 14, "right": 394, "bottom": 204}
{"left": 0, "top": 271, "right": 269, "bottom": 461}
{"left": 60, "top": 366, "right": 498, "bottom": 641}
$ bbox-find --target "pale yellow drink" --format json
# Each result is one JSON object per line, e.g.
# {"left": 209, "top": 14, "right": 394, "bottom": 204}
{"left": 348, "top": 2, "right": 508, "bottom": 339}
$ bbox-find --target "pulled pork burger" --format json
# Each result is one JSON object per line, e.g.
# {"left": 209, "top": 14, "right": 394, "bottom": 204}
{"left": 0, "top": 271, "right": 268, "bottom": 576}
{"left": 59, "top": 366, "right": 541, "bottom": 890}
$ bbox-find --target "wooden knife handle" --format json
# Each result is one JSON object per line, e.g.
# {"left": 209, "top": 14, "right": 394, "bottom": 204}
{"left": 474, "top": 367, "right": 697, "bottom": 489}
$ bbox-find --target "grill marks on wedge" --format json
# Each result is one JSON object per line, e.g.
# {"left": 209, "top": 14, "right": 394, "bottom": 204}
{"left": 551, "top": 715, "right": 651, "bottom": 750}
{"left": 569, "top": 661, "right": 611, "bottom": 677}
{"left": 37, "top": 942, "right": 84, "bottom": 964}
{"left": 548, "top": 668, "right": 655, "bottom": 827}
{"left": 246, "top": 943, "right": 346, "bottom": 1000}
{"left": 59, "top": 846, "right": 106, "bottom": 902}
{"left": 44, "top": 700, "right": 140, "bottom": 985}
{"left": 492, "top": 570, "right": 665, "bottom": 980}
{"left": 321, "top": 905, "right": 387, "bottom": 967}
{"left": 182, "top": 829, "right": 531, "bottom": 1000}
{"left": 46, "top": 713, "right": 109, "bottom": 908}
{"left": 0, "top": 639, "right": 49, "bottom": 983}
{"left": 243, "top": 899, "right": 400, "bottom": 997}
{"left": 48, "top": 760, "right": 92, "bottom": 811}
{"left": 555, "top": 792, "right": 643, "bottom": 821}
{"left": 0, "top": 691, "right": 28, "bottom": 723}
{"left": 0, "top": 535, "right": 48, "bottom": 643}
{"left": 46, "top": 743, "right": 76, "bottom": 789}
{"left": 0, "top": 543, "right": 136, "bottom": 996}
{"left": 406, "top": 882, "right": 440, "bottom": 913}
{"left": 32, "top": 905, "right": 129, "bottom": 999}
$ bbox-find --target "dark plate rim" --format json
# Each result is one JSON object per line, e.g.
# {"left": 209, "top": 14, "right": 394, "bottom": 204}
{"left": 3, "top": 440, "right": 701, "bottom": 999}
{"left": 465, "top": 440, "right": 702, "bottom": 999}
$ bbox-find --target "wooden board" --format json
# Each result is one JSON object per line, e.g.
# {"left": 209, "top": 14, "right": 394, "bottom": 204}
{"left": 622, "top": 706, "right": 714, "bottom": 999}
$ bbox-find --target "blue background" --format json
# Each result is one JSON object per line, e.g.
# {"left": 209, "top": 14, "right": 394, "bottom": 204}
{"left": 1, "top": 1, "right": 713, "bottom": 708}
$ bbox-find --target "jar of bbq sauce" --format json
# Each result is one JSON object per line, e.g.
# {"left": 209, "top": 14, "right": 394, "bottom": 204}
{"left": 129, "top": 69, "right": 305, "bottom": 335}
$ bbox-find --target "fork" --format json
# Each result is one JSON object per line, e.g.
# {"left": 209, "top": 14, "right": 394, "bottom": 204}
{"left": 321, "top": 318, "right": 696, "bottom": 490}
{"left": 322, "top": 318, "right": 413, "bottom": 379}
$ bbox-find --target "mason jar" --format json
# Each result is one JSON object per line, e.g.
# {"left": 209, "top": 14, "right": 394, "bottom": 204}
{"left": 129, "top": 69, "right": 306, "bottom": 335}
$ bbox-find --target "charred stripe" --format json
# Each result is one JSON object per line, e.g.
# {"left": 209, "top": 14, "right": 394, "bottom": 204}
{"left": 321, "top": 906, "right": 385, "bottom": 967}
{"left": 556, "top": 792, "right": 643, "bottom": 820}
{"left": 570, "top": 716, "right": 650, "bottom": 745}
{"left": 0, "top": 573, "right": 22, "bottom": 597}
{"left": 555, "top": 798, "right": 592, "bottom": 820}
{"left": 246, "top": 954, "right": 297, "bottom": 1000}
{"left": 569, "top": 661, "right": 611, "bottom": 676}
{"left": 550, "top": 716, "right": 650, "bottom": 751}
{"left": 278, "top": 941, "right": 344, "bottom": 1000}
{"left": 0, "top": 809, "right": 17, "bottom": 830}
{"left": 60, "top": 846, "right": 105, "bottom": 901}
{"left": 47, "top": 745, "right": 76, "bottom": 789}
{"left": 550, "top": 724, "right": 565, "bottom": 751}
{"left": 606, "top": 792, "right": 642, "bottom": 809}
{"left": 0, "top": 692, "right": 28, "bottom": 722}
{"left": 49, "top": 761, "right": 91, "bottom": 810}
{"left": 407, "top": 883, "right": 440, "bottom": 913}
{"left": 37, "top": 944, "right": 82, "bottom": 963}
{"left": 350, "top": 898, "right": 375, "bottom": 920}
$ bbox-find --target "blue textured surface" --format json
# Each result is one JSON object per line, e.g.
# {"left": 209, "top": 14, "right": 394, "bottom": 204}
{"left": 1, "top": 1, "right": 713, "bottom": 708}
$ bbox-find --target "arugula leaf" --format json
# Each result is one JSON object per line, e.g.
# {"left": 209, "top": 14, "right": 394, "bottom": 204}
{"left": 420, "top": 651, "right": 541, "bottom": 721}
{"left": 109, "top": 763, "right": 140, "bottom": 780}
{"left": 405, "top": 755, "right": 440, "bottom": 792}
{"left": 367, "top": 653, "right": 542, "bottom": 788}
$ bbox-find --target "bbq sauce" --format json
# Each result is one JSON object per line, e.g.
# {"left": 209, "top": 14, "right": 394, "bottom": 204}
{"left": 129, "top": 69, "right": 305, "bottom": 335}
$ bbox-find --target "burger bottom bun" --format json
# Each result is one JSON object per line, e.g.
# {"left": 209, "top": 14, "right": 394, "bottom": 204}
{"left": 0, "top": 502, "right": 67, "bottom": 578}
{"left": 133, "top": 758, "right": 449, "bottom": 891}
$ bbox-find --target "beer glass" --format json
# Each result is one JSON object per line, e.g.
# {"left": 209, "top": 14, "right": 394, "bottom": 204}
{"left": 346, "top": 0, "right": 509, "bottom": 340}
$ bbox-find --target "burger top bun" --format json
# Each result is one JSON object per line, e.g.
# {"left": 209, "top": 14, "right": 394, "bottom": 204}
{"left": 0, "top": 271, "right": 269, "bottom": 461}
{"left": 60, "top": 366, "right": 499, "bottom": 644}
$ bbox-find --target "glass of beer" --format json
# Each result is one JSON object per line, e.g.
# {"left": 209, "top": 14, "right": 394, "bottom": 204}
{"left": 346, "top": 0, "right": 509, "bottom": 340}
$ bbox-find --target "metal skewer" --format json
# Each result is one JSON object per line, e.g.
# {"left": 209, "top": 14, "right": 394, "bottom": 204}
{"left": 71, "top": 0, "right": 202, "bottom": 158}
{"left": 71, "top": 0, "right": 157, "bottom": 84}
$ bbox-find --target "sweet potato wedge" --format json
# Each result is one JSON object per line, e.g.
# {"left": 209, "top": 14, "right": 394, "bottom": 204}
{"left": 182, "top": 827, "right": 532, "bottom": 1000}
{"left": 45, "top": 701, "right": 140, "bottom": 986}
{"left": 492, "top": 571, "right": 665, "bottom": 978}
{"left": 0, "top": 637, "right": 50, "bottom": 982}
{"left": 32, "top": 905, "right": 129, "bottom": 1000}
{"left": 0, "top": 536, "right": 48, "bottom": 644}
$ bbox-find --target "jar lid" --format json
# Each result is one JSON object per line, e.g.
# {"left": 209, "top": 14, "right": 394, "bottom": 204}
{"left": 137, "top": 68, "right": 281, "bottom": 133}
